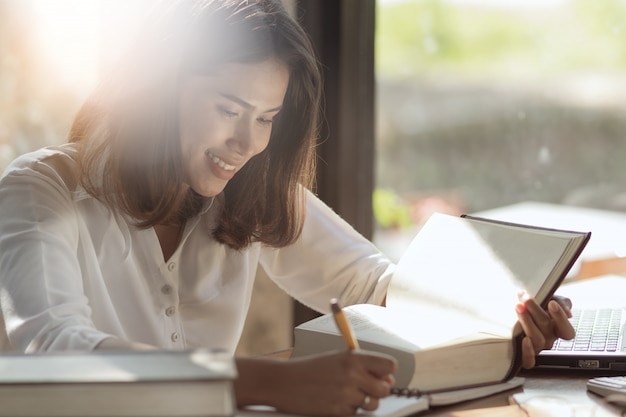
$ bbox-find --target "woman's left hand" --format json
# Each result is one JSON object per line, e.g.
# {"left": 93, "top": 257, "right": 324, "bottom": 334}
{"left": 516, "top": 294, "right": 576, "bottom": 369}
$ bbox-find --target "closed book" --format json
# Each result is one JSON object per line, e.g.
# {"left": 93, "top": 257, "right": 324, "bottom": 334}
{"left": 0, "top": 349, "right": 237, "bottom": 417}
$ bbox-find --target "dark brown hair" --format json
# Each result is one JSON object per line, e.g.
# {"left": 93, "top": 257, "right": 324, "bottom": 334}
{"left": 69, "top": 0, "right": 322, "bottom": 250}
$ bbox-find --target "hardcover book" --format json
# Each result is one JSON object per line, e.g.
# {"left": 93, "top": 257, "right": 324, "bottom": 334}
{"left": 292, "top": 212, "right": 590, "bottom": 393}
{"left": 0, "top": 349, "right": 237, "bottom": 417}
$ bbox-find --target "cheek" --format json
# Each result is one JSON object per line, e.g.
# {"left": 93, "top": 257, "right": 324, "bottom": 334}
{"left": 181, "top": 110, "right": 209, "bottom": 141}
{"left": 259, "top": 131, "right": 272, "bottom": 153}
{"left": 180, "top": 118, "right": 221, "bottom": 166}
{"left": 179, "top": 94, "right": 215, "bottom": 146}
{"left": 247, "top": 134, "right": 270, "bottom": 161}
{"left": 257, "top": 123, "right": 276, "bottom": 151}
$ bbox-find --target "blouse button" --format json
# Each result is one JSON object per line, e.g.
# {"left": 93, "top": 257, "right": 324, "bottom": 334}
{"left": 167, "top": 262, "right": 176, "bottom": 272}
{"left": 161, "top": 284, "right": 173, "bottom": 295}
{"left": 171, "top": 332, "right": 180, "bottom": 342}
{"left": 165, "top": 306, "right": 176, "bottom": 317}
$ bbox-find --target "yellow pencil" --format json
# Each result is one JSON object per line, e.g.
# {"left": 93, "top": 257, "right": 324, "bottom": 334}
{"left": 330, "top": 298, "right": 360, "bottom": 350}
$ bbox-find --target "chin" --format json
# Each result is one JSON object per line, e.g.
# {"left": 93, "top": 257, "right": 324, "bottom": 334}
{"left": 191, "top": 183, "right": 226, "bottom": 198}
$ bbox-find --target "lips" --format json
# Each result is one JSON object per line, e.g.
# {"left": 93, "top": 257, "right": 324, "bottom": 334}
{"left": 206, "top": 151, "right": 236, "bottom": 171}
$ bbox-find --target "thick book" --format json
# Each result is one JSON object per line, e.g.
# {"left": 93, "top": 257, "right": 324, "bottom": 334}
{"left": 0, "top": 349, "right": 237, "bottom": 417}
{"left": 292, "top": 212, "right": 590, "bottom": 393}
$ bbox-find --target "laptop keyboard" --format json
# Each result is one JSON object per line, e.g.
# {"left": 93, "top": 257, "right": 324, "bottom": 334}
{"left": 550, "top": 308, "right": 624, "bottom": 352}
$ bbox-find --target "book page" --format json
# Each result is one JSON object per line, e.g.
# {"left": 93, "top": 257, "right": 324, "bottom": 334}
{"left": 344, "top": 304, "right": 507, "bottom": 349}
{"left": 387, "top": 213, "right": 578, "bottom": 333}
{"left": 387, "top": 303, "right": 512, "bottom": 345}
{"left": 302, "top": 305, "right": 421, "bottom": 351}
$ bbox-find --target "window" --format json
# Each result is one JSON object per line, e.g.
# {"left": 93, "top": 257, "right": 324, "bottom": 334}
{"left": 374, "top": 0, "right": 626, "bottom": 261}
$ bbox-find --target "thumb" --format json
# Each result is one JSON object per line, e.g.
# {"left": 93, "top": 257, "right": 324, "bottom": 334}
{"left": 353, "top": 349, "right": 398, "bottom": 377}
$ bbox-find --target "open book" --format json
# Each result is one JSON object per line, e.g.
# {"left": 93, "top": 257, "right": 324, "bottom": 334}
{"left": 292, "top": 212, "right": 590, "bottom": 393}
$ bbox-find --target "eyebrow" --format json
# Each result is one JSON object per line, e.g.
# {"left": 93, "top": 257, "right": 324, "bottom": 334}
{"left": 219, "top": 92, "right": 283, "bottom": 113}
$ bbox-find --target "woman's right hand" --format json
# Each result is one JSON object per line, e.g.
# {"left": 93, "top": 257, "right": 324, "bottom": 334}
{"left": 235, "top": 350, "right": 398, "bottom": 417}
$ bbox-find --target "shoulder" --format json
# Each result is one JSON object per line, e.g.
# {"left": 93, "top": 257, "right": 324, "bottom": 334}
{"left": 1, "top": 143, "right": 80, "bottom": 192}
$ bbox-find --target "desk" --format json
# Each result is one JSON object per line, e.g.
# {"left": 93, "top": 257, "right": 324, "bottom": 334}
{"left": 268, "top": 349, "right": 622, "bottom": 416}
{"left": 425, "top": 369, "right": 621, "bottom": 416}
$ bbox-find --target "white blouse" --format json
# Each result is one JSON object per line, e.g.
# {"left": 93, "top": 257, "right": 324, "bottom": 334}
{"left": 0, "top": 144, "right": 394, "bottom": 353}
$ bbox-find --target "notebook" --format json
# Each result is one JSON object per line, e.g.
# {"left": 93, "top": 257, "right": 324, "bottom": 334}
{"left": 535, "top": 275, "right": 626, "bottom": 370}
{"left": 238, "top": 378, "right": 525, "bottom": 417}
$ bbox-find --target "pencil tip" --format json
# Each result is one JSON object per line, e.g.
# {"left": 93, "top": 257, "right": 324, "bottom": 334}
{"left": 330, "top": 298, "right": 340, "bottom": 313}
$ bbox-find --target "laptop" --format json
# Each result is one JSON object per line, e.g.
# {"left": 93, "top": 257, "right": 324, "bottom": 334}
{"left": 535, "top": 275, "right": 626, "bottom": 370}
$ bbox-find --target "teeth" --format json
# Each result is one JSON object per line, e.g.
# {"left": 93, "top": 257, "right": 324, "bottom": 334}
{"left": 207, "top": 152, "right": 236, "bottom": 171}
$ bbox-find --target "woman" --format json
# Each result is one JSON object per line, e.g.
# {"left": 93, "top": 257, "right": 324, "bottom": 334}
{"left": 0, "top": 1, "right": 574, "bottom": 416}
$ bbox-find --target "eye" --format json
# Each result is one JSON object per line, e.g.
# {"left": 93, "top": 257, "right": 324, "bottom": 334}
{"left": 218, "top": 106, "right": 239, "bottom": 118}
{"left": 257, "top": 117, "right": 274, "bottom": 126}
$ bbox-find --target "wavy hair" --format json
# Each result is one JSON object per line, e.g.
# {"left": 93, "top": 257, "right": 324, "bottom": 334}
{"left": 69, "top": 0, "right": 322, "bottom": 250}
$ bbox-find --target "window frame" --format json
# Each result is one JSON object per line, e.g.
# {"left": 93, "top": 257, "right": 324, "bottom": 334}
{"left": 294, "top": 0, "right": 376, "bottom": 325}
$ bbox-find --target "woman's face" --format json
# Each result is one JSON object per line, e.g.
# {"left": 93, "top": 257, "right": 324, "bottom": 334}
{"left": 178, "top": 58, "right": 290, "bottom": 197}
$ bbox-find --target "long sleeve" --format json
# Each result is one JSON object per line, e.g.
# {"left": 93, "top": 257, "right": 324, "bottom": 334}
{"left": 0, "top": 147, "right": 111, "bottom": 352}
{"left": 259, "top": 190, "right": 395, "bottom": 314}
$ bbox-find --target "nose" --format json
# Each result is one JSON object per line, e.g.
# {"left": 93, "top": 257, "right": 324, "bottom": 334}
{"left": 229, "top": 120, "right": 266, "bottom": 157}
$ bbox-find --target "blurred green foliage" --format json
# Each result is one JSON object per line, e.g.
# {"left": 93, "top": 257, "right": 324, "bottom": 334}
{"left": 376, "top": 0, "right": 626, "bottom": 80}
{"left": 372, "top": 188, "right": 412, "bottom": 229}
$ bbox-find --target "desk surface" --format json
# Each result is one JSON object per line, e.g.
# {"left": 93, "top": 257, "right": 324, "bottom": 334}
{"left": 268, "top": 349, "right": 623, "bottom": 416}
{"left": 426, "top": 369, "right": 621, "bottom": 416}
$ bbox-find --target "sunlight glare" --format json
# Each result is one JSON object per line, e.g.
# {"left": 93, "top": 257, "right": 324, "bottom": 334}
{"left": 28, "top": 0, "right": 102, "bottom": 96}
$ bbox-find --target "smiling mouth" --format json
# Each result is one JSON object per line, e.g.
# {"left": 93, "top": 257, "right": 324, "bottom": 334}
{"left": 206, "top": 151, "right": 236, "bottom": 171}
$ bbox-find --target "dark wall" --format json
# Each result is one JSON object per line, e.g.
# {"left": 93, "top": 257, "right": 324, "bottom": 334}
{"left": 293, "top": 0, "right": 376, "bottom": 324}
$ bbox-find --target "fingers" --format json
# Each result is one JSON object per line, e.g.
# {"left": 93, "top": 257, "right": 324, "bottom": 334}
{"left": 291, "top": 351, "right": 390, "bottom": 416}
{"left": 359, "top": 394, "right": 379, "bottom": 412}
{"left": 551, "top": 295, "right": 573, "bottom": 318}
{"left": 348, "top": 350, "right": 397, "bottom": 403}
{"left": 516, "top": 296, "right": 576, "bottom": 369}
{"left": 521, "top": 336, "right": 536, "bottom": 369}
{"left": 347, "top": 351, "right": 396, "bottom": 414}
{"left": 353, "top": 349, "right": 398, "bottom": 379}
{"left": 548, "top": 299, "right": 576, "bottom": 339}
{"left": 270, "top": 350, "right": 397, "bottom": 417}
